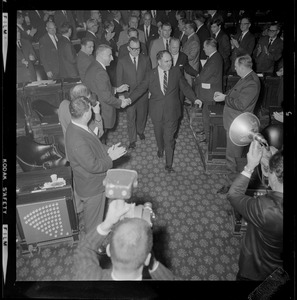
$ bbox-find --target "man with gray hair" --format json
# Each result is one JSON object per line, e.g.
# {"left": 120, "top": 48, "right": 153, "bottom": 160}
{"left": 214, "top": 54, "right": 260, "bottom": 190}
{"left": 84, "top": 44, "right": 130, "bottom": 143}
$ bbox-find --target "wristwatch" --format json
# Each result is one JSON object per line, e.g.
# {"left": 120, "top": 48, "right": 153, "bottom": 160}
{"left": 244, "top": 165, "right": 254, "bottom": 174}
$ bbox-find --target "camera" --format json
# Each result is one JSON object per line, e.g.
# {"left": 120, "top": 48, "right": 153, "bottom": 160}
{"left": 103, "top": 169, "right": 155, "bottom": 226}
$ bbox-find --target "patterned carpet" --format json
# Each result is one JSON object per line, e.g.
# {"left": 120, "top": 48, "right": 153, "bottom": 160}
{"left": 16, "top": 106, "right": 241, "bottom": 281}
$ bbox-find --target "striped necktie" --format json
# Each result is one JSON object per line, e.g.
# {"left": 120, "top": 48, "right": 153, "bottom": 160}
{"left": 163, "top": 71, "right": 168, "bottom": 94}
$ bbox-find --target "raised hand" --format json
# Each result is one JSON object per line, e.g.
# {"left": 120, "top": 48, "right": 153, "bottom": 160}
{"left": 108, "top": 143, "right": 127, "bottom": 160}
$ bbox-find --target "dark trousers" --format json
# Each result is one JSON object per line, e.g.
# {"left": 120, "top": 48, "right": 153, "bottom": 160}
{"left": 80, "top": 192, "right": 107, "bottom": 234}
{"left": 126, "top": 94, "right": 148, "bottom": 143}
{"left": 153, "top": 118, "right": 178, "bottom": 167}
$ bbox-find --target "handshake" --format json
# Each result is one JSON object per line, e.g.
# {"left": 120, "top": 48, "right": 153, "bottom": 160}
{"left": 120, "top": 97, "right": 132, "bottom": 108}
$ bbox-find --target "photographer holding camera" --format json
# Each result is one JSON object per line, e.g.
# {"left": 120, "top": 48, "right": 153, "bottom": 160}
{"left": 227, "top": 140, "right": 283, "bottom": 281}
{"left": 74, "top": 199, "right": 179, "bottom": 280}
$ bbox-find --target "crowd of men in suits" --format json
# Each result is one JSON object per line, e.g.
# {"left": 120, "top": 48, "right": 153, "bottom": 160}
{"left": 16, "top": 10, "right": 285, "bottom": 282}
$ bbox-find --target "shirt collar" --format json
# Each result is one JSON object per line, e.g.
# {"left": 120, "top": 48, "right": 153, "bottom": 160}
{"left": 208, "top": 50, "right": 217, "bottom": 58}
{"left": 187, "top": 32, "right": 195, "bottom": 39}
{"left": 242, "top": 69, "right": 253, "bottom": 79}
{"left": 111, "top": 271, "right": 142, "bottom": 281}
{"left": 129, "top": 54, "right": 138, "bottom": 61}
{"left": 62, "top": 34, "right": 70, "bottom": 41}
{"left": 98, "top": 60, "right": 106, "bottom": 70}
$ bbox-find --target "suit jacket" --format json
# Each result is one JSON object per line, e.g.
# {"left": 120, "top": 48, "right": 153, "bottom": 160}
{"left": 39, "top": 33, "right": 60, "bottom": 77}
{"left": 17, "top": 39, "right": 37, "bottom": 84}
{"left": 195, "top": 51, "right": 223, "bottom": 103}
{"left": 173, "top": 51, "right": 198, "bottom": 77}
{"left": 116, "top": 53, "right": 151, "bottom": 97}
{"left": 117, "top": 29, "right": 145, "bottom": 50}
{"left": 58, "top": 35, "right": 79, "bottom": 78}
{"left": 27, "top": 10, "right": 47, "bottom": 42}
{"left": 231, "top": 31, "right": 255, "bottom": 72}
{"left": 196, "top": 24, "right": 211, "bottom": 60}
{"left": 84, "top": 60, "right": 122, "bottom": 129}
{"left": 112, "top": 19, "right": 123, "bottom": 43}
{"left": 77, "top": 50, "right": 95, "bottom": 82}
{"left": 227, "top": 174, "right": 283, "bottom": 280}
{"left": 129, "top": 66, "right": 197, "bottom": 123}
{"left": 181, "top": 33, "right": 200, "bottom": 71}
{"left": 253, "top": 36, "right": 283, "bottom": 73}
{"left": 65, "top": 122, "right": 112, "bottom": 198}
{"left": 139, "top": 24, "right": 159, "bottom": 52}
{"left": 223, "top": 71, "right": 260, "bottom": 130}
{"left": 118, "top": 42, "right": 148, "bottom": 59}
{"left": 54, "top": 10, "right": 77, "bottom": 39}
{"left": 84, "top": 30, "right": 101, "bottom": 53}
{"left": 215, "top": 29, "right": 231, "bottom": 73}
{"left": 149, "top": 37, "right": 167, "bottom": 69}
{"left": 74, "top": 225, "right": 178, "bottom": 280}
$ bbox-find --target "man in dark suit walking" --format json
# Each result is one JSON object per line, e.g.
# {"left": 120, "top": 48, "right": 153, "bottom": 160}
{"left": 116, "top": 37, "right": 152, "bottom": 149}
{"left": 214, "top": 54, "right": 260, "bottom": 185}
{"left": 128, "top": 50, "right": 202, "bottom": 172}
{"left": 194, "top": 38, "right": 223, "bottom": 143}
{"left": 84, "top": 44, "right": 130, "bottom": 143}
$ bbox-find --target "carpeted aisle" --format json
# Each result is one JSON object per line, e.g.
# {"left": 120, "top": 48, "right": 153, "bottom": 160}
{"left": 16, "top": 107, "right": 241, "bottom": 281}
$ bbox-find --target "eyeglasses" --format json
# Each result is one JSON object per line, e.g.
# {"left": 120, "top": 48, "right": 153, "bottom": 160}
{"left": 268, "top": 29, "right": 278, "bottom": 32}
{"left": 129, "top": 46, "right": 140, "bottom": 51}
{"left": 240, "top": 22, "right": 250, "bottom": 25}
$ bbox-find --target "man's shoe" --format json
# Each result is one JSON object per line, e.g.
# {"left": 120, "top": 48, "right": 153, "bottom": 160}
{"left": 157, "top": 150, "right": 164, "bottom": 158}
{"left": 128, "top": 142, "right": 136, "bottom": 149}
{"left": 216, "top": 185, "right": 230, "bottom": 194}
{"left": 138, "top": 133, "right": 145, "bottom": 140}
{"left": 165, "top": 165, "right": 175, "bottom": 173}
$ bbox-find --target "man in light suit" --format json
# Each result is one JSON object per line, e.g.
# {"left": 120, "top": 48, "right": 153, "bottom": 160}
{"left": 117, "top": 15, "right": 145, "bottom": 50}
{"left": 214, "top": 54, "right": 260, "bottom": 184}
{"left": 65, "top": 97, "right": 126, "bottom": 233}
{"left": 194, "top": 38, "right": 223, "bottom": 142}
{"left": 181, "top": 20, "right": 200, "bottom": 86}
{"left": 139, "top": 12, "right": 159, "bottom": 53}
{"left": 128, "top": 50, "right": 202, "bottom": 172}
{"left": 149, "top": 22, "right": 172, "bottom": 68}
{"left": 39, "top": 21, "right": 60, "bottom": 79}
{"left": 77, "top": 38, "right": 95, "bottom": 82}
{"left": 116, "top": 37, "right": 151, "bottom": 149}
{"left": 84, "top": 44, "right": 130, "bottom": 143}
{"left": 57, "top": 22, "right": 79, "bottom": 78}
{"left": 230, "top": 16, "right": 255, "bottom": 73}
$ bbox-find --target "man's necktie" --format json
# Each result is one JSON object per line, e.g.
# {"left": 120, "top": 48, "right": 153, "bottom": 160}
{"left": 166, "top": 39, "right": 169, "bottom": 51}
{"left": 133, "top": 57, "right": 137, "bottom": 70}
{"left": 145, "top": 26, "right": 148, "bottom": 41}
{"left": 238, "top": 33, "right": 243, "bottom": 43}
{"left": 163, "top": 70, "right": 168, "bottom": 94}
{"left": 268, "top": 38, "right": 273, "bottom": 49}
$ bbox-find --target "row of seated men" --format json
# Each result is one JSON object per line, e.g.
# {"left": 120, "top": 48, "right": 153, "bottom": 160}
{"left": 17, "top": 9, "right": 283, "bottom": 85}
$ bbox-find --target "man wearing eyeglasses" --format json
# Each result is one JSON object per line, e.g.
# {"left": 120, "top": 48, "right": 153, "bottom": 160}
{"left": 116, "top": 37, "right": 151, "bottom": 149}
{"left": 253, "top": 22, "right": 283, "bottom": 74}
{"left": 230, "top": 16, "right": 255, "bottom": 73}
